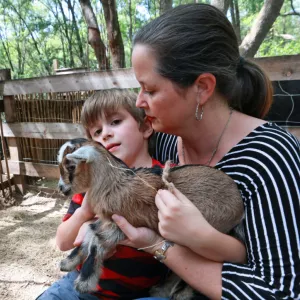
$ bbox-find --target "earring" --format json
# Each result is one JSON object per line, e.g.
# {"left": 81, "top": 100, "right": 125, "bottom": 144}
{"left": 195, "top": 103, "right": 204, "bottom": 120}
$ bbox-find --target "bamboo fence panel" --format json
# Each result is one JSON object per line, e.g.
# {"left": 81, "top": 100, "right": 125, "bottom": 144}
{"left": 13, "top": 91, "right": 94, "bottom": 164}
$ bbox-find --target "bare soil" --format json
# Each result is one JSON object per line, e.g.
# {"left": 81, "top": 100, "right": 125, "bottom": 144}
{"left": 0, "top": 180, "right": 71, "bottom": 300}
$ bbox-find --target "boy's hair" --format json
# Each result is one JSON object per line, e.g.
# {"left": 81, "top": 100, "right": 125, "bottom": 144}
{"left": 81, "top": 89, "right": 156, "bottom": 156}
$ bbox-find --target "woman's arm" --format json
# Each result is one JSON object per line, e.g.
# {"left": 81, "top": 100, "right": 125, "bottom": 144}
{"left": 156, "top": 188, "right": 246, "bottom": 263}
{"left": 158, "top": 243, "right": 223, "bottom": 299}
{"left": 112, "top": 214, "right": 223, "bottom": 299}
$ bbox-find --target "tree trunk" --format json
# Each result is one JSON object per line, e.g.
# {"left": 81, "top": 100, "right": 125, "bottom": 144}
{"left": 128, "top": 0, "right": 133, "bottom": 55}
{"left": 160, "top": 0, "right": 172, "bottom": 14}
{"left": 57, "top": 0, "right": 75, "bottom": 67}
{"left": 67, "top": 0, "right": 85, "bottom": 66}
{"left": 211, "top": 0, "right": 230, "bottom": 15}
{"left": 230, "top": 0, "right": 241, "bottom": 45}
{"left": 79, "top": 0, "right": 109, "bottom": 70}
{"left": 100, "top": 0, "right": 125, "bottom": 69}
{"left": 239, "top": 0, "right": 284, "bottom": 57}
{"left": 0, "top": 31, "right": 14, "bottom": 72}
{"left": 9, "top": 3, "right": 52, "bottom": 74}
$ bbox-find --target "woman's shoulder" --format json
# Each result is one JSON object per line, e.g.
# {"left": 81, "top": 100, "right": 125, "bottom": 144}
{"left": 218, "top": 122, "right": 300, "bottom": 179}
{"left": 227, "top": 122, "right": 299, "bottom": 160}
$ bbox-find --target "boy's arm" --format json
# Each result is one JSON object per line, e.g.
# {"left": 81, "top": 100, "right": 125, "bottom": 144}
{"left": 56, "top": 193, "right": 95, "bottom": 251}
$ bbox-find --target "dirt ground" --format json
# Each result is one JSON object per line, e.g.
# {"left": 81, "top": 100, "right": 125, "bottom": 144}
{"left": 0, "top": 179, "right": 71, "bottom": 300}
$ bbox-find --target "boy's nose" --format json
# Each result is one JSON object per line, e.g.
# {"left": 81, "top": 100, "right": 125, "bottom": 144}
{"left": 101, "top": 127, "right": 113, "bottom": 141}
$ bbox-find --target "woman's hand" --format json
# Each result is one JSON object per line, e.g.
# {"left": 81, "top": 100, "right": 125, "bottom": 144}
{"left": 156, "top": 187, "right": 214, "bottom": 249}
{"left": 112, "top": 215, "right": 164, "bottom": 253}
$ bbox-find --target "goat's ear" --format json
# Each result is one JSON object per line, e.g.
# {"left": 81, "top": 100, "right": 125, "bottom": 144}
{"left": 57, "top": 141, "right": 75, "bottom": 163}
{"left": 66, "top": 145, "right": 97, "bottom": 164}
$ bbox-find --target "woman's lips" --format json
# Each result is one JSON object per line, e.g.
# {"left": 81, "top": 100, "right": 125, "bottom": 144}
{"left": 146, "top": 116, "right": 155, "bottom": 122}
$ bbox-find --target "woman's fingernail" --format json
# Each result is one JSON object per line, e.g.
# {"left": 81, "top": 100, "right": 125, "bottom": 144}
{"left": 112, "top": 214, "right": 120, "bottom": 221}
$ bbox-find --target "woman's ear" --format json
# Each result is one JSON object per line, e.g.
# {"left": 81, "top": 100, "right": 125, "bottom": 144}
{"left": 194, "top": 73, "right": 216, "bottom": 105}
{"left": 142, "top": 117, "right": 154, "bottom": 139}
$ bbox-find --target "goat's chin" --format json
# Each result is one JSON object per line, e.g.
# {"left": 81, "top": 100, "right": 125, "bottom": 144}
{"left": 62, "top": 189, "right": 72, "bottom": 196}
{"left": 59, "top": 184, "right": 72, "bottom": 196}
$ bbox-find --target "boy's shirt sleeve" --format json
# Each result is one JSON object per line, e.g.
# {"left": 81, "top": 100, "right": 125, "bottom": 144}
{"left": 62, "top": 193, "right": 85, "bottom": 222}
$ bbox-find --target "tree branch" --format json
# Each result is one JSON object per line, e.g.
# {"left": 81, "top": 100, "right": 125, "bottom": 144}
{"left": 290, "top": 0, "right": 300, "bottom": 15}
{"left": 79, "top": 0, "right": 109, "bottom": 70}
{"left": 210, "top": 0, "right": 230, "bottom": 15}
{"left": 100, "top": 0, "right": 125, "bottom": 69}
{"left": 239, "top": 0, "right": 284, "bottom": 57}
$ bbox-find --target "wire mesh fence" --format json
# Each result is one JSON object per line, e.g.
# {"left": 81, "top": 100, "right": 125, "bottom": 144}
{"left": 267, "top": 80, "right": 300, "bottom": 129}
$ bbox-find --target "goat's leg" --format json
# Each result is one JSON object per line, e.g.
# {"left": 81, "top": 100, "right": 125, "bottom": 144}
{"left": 74, "top": 221, "right": 126, "bottom": 293}
{"left": 60, "top": 219, "right": 102, "bottom": 272}
{"left": 150, "top": 270, "right": 195, "bottom": 300}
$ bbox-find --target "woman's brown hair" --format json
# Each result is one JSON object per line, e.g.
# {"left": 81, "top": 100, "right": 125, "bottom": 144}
{"left": 133, "top": 3, "right": 273, "bottom": 118}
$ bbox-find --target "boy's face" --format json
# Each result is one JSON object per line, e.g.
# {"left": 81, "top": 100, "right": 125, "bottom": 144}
{"left": 88, "top": 108, "right": 152, "bottom": 167}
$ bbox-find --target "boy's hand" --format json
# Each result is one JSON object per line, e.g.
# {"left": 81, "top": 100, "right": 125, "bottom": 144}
{"left": 73, "top": 220, "right": 95, "bottom": 247}
{"left": 74, "top": 219, "right": 117, "bottom": 259}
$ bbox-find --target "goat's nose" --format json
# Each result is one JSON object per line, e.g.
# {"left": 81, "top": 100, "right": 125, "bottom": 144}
{"left": 58, "top": 184, "right": 63, "bottom": 192}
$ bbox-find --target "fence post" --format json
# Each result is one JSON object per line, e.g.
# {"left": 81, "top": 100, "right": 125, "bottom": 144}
{"left": 1, "top": 69, "right": 25, "bottom": 194}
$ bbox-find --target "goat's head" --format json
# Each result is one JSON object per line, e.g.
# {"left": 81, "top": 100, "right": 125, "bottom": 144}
{"left": 58, "top": 139, "right": 113, "bottom": 195}
{"left": 57, "top": 138, "right": 88, "bottom": 195}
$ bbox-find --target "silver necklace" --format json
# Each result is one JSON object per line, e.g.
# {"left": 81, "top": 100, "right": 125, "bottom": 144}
{"left": 182, "top": 108, "right": 233, "bottom": 166}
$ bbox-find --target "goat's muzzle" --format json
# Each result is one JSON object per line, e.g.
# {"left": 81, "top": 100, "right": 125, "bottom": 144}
{"left": 58, "top": 177, "right": 72, "bottom": 196}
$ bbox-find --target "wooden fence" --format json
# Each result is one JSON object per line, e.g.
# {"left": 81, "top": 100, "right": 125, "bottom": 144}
{"left": 0, "top": 54, "right": 300, "bottom": 193}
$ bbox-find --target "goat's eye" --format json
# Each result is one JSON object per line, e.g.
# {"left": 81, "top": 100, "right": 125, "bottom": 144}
{"left": 67, "top": 165, "right": 75, "bottom": 172}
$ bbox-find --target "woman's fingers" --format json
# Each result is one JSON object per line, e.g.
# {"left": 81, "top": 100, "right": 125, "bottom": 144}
{"left": 156, "top": 189, "right": 179, "bottom": 207}
{"left": 155, "top": 191, "right": 168, "bottom": 212}
{"left": 112, "top": 214, "right": 136, "bottom": 240}
{"left": 112, "top": 214, "right": 163, "bottom": 251}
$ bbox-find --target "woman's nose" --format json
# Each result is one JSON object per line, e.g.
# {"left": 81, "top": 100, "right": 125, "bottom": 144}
{"left": 136, "top": 90, "right": 147, "bottom": 108}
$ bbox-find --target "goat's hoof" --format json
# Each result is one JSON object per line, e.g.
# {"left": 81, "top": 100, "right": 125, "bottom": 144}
{"left": 60, "top": 246, "right": 83, "bottom": 271}
{"left": 74, "top": 275, "right": 98, "bottom": 293}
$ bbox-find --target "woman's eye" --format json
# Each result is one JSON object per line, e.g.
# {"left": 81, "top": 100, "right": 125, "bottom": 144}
{"left": 144, "top": 90, "right": 154, "bottom": 96}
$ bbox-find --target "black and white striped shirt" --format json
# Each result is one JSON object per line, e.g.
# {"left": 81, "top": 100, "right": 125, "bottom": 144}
{"left": 154, "top": 123, "right": 300, "bottom": 299}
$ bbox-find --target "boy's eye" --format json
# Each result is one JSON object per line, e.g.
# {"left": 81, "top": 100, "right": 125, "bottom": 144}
{"left": 111, "top": 119, "right": 121, "bottom": 125}
{"left": 94, "top": 129, "right": 102, "bottom": 136}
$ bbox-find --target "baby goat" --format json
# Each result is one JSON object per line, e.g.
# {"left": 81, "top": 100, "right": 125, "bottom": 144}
{"left": 57, "top": 139, "right": 244, "bottom": 298}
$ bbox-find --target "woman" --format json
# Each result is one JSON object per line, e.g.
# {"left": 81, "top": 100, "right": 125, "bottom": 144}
{"left": 112, "top": 3, "right": 300, "bottom": 299}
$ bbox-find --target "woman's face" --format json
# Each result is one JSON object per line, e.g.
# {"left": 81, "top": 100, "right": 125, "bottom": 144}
{"left": 132, "top": 44, "right": 196, "bottom": 134}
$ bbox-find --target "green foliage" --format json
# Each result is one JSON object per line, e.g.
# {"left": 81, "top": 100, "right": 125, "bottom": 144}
{"left": 0, "top": 0, "right": 299, "bottom": 79}
{"left": 256, "top": 0, "right": 300, "bottom": 57}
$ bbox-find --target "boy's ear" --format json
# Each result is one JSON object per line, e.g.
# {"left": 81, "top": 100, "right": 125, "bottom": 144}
{"left": 142, "top": 117, "right": 154, "bottom": 139}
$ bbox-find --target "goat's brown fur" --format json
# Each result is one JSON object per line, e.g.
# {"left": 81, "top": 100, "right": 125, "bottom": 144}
{"left": 57, "top": 140, "right": 244, "bottom": 297}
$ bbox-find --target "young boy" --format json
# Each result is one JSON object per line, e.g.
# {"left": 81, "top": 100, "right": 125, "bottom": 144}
{"left": 37, "top": 89, "right": 168, "bottom": 300}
